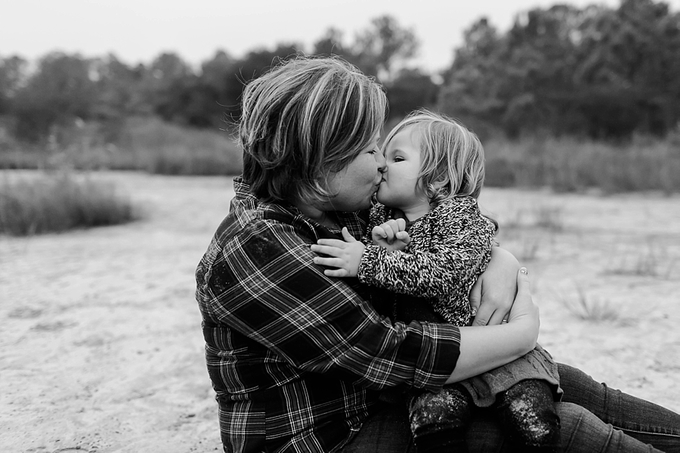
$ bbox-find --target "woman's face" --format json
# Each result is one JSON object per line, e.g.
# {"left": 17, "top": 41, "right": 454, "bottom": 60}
{"left": 323, "top": 134, "right": 385, "bottom": 212}
{"left": 377, "top": 125, "right": 429, "bottom": 216}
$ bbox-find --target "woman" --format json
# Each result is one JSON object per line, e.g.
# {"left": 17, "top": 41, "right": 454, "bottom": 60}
{"left": 195, "top": 56, "right": 680, "bottom": 453}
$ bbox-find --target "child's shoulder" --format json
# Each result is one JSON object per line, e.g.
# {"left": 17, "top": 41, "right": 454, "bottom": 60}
{"left": 431, "top": 197, "right": 496, "bottom": 234}
{"left": 434, "top": 196, "right": 480, "bottom": 217}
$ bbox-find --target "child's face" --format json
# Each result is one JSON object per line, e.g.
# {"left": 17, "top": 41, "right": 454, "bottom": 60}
{"left": 377, "top": 125, "right": 429, "bottom": 215}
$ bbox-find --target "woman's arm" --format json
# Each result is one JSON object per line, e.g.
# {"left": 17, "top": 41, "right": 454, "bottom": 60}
{"left": 447, "top": 267, "right": 539, "bottom": 383}
{"left": 199, "top": 217, "right": 461, "bottom": 392}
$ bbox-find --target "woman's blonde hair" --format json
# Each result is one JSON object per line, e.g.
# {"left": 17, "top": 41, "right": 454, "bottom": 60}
{"left": 238, "top": 56, "right": 387, "bottom": 205}
{"left": 383, "top": 109, "right": 485, "bottom": 206}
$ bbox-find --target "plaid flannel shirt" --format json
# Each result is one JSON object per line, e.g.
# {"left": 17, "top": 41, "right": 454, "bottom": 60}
{"left": 195, "top": 177, "right": 461, "bottom": 453}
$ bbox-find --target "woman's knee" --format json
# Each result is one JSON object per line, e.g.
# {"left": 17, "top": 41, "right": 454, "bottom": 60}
{"left": 556, "top": 402, "right": 660, "bottom": 453}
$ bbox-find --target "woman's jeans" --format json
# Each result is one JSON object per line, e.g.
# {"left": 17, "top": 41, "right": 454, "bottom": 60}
{"left": 341, "top": 363, "right": 680, "bottom": 452}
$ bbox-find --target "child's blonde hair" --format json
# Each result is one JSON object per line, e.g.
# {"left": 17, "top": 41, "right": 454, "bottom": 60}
{"left": 382, "top": 108, "right": 485, "bottom": 206}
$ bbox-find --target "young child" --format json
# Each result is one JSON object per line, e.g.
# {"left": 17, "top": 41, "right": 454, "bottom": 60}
{"left": 311, "top": 109, "right": 562, "bottom": 453}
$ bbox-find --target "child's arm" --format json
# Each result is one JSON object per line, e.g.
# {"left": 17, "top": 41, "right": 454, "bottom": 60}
{"left": 310, "top": 203, "right": 409, "bottom": 278}
{"left": 358, "top": 200, "right": 496, "bottom": 300}
{"left": 311, "top": 217, "right": 411, "bottom": 277}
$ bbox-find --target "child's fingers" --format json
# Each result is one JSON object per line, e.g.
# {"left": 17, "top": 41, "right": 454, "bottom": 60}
{"left": 310, "top": 244, "right": 342, "bottom": 257}
{"left": 371, "top": 226, "right": 387, "bottom": 239}
{"left": 313, "top": 256, "right": 343, "bottom": 267}
{"left": 324, "top": 268, "right": 350, "bottom": 277}
{"left": 380, "top": 224, "right": 396, "bottom": 242}
{"left": 395, "top": 231, "right": 410, "bottom": 243}
{"left": 315, "top": 239, "right": 346, "bottom": 247}
{"left": 341, "top": 227, "right": 357, "bottom": 242}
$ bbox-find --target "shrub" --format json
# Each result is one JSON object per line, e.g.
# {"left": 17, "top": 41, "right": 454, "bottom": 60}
{"left": 0, "top": 116, "right": 243, "bottom": 176}
{"left": 484, "top": 136, "right": 680, "bottom": 193}
{"left": 0, "top": 171, "right": 136, "bottom": 235}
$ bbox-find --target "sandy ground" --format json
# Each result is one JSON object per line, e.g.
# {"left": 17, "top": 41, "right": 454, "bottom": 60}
{"left": 1, "top": 171, "right": 679, "bottom": 453}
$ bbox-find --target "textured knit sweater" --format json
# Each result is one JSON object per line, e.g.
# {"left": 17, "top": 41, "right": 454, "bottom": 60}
{"left": 357, "top": 197, "right": 497, "bottom": 326}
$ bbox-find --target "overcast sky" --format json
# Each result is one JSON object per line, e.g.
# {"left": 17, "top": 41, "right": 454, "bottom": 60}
{"left": 2, "top": 0, "right": 679, "bottom": 73}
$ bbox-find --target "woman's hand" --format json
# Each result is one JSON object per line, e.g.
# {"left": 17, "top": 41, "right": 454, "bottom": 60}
{"left": 447, "top": 267, "right": 539, "bottom": 383}
{"left": 469, "top": 247, "right": 521, "bottom": 326}
{"left": 507, "top": 267, "right": 539, "bottom": 333}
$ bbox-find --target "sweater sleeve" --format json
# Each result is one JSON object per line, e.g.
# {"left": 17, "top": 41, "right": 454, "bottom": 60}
{"left": 357, "top": 198, "right": 496, "bottom": 301}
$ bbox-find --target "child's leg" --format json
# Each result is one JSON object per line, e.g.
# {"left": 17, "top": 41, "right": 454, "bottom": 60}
{"left": 493, "top": 379, "right": 560, "bottom": 452}
{"left": 409, "top": 384, "right": 473, "bottom": 453}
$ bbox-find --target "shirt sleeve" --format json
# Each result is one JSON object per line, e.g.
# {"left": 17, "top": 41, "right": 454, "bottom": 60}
{"left": 357, "top": 201, "right": 496, "bottom": 301}
{"left": 200, "top": 217, "right": 460, "bottom": 392}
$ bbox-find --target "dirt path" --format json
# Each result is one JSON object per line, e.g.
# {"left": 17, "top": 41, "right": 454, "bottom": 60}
{"left": 1, "top": 172, "right": 679, "bottom": 452}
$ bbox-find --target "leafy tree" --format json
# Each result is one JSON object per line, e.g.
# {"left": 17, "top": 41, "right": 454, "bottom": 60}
{"left": 191, "top": 50, "right": 238, "bottom": 127}
{"left": 12, "top": 52, "right": 97, "bottom": 142}
{"left": 219, "top": 44, "right": 301, "bottom": 123}
{"left": 353, "top": 15, "right": 418, "bottom": 81}
{"left": 439, "top": 0, "right": 680, "bottom": 139}
{"left": 141, "top": 52, "right": 196, "bottom": 123}
{"left": 438, "top": 18, "right": 508, "bottom": 138}
{"left": 384, "top": 68, "right": 439, "bottom": 120}
{"left": 0, "top": 55, "right": 28, "bottom": 115}
{"left": 91, "top": 54, "right": 146, "bottom": 117}
{"left": 573, "top": 0, "right": 680, "bottom": 136}
{"left": 312, "top": 28, "right": 357, "bottom": 60}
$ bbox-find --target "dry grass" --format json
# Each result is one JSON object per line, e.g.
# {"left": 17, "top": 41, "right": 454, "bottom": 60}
{"left": 484, "top": 134, "right": 680, "bottom": 194}
{"left": 556, "top": 284, "right": 621, "bottom": 324}
{"left": 602, "top": 240, "right": 677, "bottom": 279}
{"left": 3, "top": 118, "right": 680, "bottom": 193}
{"left": 0, "top": 116, "right": 242, "bottom": 176}
{"left": 0, "top": 171, "right": 136, "bottom": 235}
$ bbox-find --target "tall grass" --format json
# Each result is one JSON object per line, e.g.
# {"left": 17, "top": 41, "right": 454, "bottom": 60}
{"left": 484, "top": 134, "right": 680, "bottom": 193}
{"left": 0, "top": 171, "right": 136, "bottom": 235}
{"left": 2, "top": 117, "right": 680, "bottom": 193}
{"left": 0, "top": 116, "right": 242, "bottom": 176}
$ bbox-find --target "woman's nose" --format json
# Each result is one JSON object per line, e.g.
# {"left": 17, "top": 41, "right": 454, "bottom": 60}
{"left": 376, "top": 152, "right": 386, "bottom": 173}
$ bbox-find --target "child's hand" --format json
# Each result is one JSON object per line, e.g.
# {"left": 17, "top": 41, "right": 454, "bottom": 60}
{"left": 311, "top": 227, "right": 365, "bottom": 277}
{"left": 372, "top": 218, "right": 410, "bottom": 252}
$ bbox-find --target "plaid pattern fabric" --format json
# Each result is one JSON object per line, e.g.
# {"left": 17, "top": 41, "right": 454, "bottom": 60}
{"left": 195, "top": 178, "right": 462, "bottom": 453}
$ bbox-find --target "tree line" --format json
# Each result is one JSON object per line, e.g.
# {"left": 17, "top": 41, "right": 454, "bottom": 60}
{"left": 0, "top": 0, "right": 678, "bottom": 144}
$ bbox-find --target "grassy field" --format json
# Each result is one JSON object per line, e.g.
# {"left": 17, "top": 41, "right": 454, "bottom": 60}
{"left": 1, "top": 117, "right": 679, "bottom": 194}
{"left": 1, "top": 171, "right": 679, "bottom": 452}
{"left": 0, "top": 117, "right": 242, "bottom": 176}
{"left": 0, "top": 171, "right": 136, "bottom": 235}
